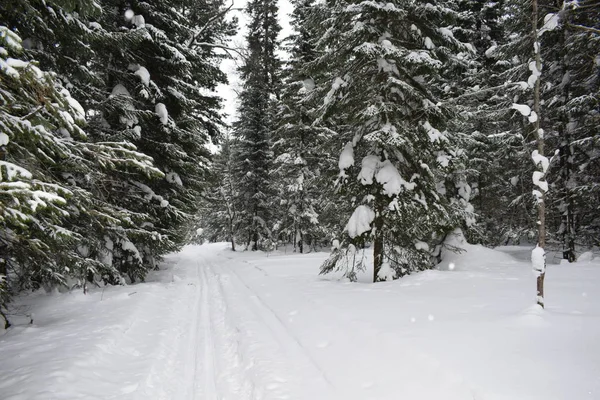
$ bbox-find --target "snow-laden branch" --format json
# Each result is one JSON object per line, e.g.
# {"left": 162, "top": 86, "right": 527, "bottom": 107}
{"left": 567, "top": 24, "right": 600, "bottom": 35}
{"left": 186, "top": 0, "right": 236, "bottom": 47}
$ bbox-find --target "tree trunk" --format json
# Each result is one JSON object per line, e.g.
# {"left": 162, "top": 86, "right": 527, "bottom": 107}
{"left": 532, "top": 0, "right": 546, "bottom": 308}
{"left": 373, "top": 199, "right": 384, "bottom": 282}
{"left": 293, "top": 222, "right": 297, "bottom": 252}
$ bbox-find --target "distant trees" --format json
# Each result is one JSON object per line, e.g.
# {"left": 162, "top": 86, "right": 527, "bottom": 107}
{"left": 2, "top": 0, "right": 596, "bottom": 319}
{"left": 231, "top": 0, "right": 282, "bottom": 250}
{"left": 199, "top": 0, "right": 599, "bottom": 293}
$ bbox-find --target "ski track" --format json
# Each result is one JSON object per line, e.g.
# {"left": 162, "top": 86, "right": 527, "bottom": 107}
{"left": 197, "top": 263, "right": 218, "bottom": 400}
{"left": 3, "top": 244, "right": 598, "bottom": 400}
{"left": 216, "top": 262, "right": 338, "bottom": 397}
{"left": 231, "top": 254, "right": 481, "bottom": 400}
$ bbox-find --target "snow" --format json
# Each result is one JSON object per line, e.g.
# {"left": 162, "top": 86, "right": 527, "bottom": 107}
{"left": 532, "top": 171, "right": 548, "bottom": 192}
{"left": 111, "top": 84, "right": 131, "bottom": 97}
{"left": 60, "top": 88, "right": 85, "bottom": 122}
{"left": 539, "top": 13, "right": 560, "bottom": 36}
{"left": 424, "top": 37, "right": 434, "bottom": 50}
{"left": 532, "top": 150, "right": 549, "bottom": 173}
{"left": 338, "top": 142, "right": 354, "bottom": 174}
{"left": 324, "top": 77, "right": 346, "bottom": 105}
{"left": 0, "top": 160, "right": 33, "bottom": 180}
{"left": 532, "top": 245, "right": 546, "bottom": 276}
{"left": 533, "top": 189, "right": 544, "bottom": 203}
{"left": 422, "top": 120, "right": 445, "bottom": 143}
{"left": 437, "top": 27, "right": 455, "bottom": 40}
{"left": 1, "top": 243, "right": 599, "bottom": 399}
{"left": 5, "top": 58, "right": 28, "bottom": 69}
{"left": 0, "top": 26, "right": 22, "bottom": 52}
{"left": 484, "top": 43, "right": 497, "bottom": 58}
{"left": 528, "top": 60, "right": 542, "bottom": 88}
{"left": 0, "top": 132, "right": 8, "bottom": 146}
{"left": 302, "top": 78, "right": 315, "bottom": 91}
{"left": 132, "top": 15, "right": 145, "bottom": 29}
{"left": 529, "top": 110, "right": 538, "bottom": 123}
{"left": 511, "top": 103, "right": 531, "bottom": 117}
{"left": 578, "top": 251, "right": 594, "bottom": 262}
{"left": 345, "top": 205, "right": 375, "bottom": 238}
{"left": 358, "top": 155, "right": 380, "bottom": 185}
{"left": 375, "top": 160, "right": 416, "bottom": 195}
{"left": 377, "top": 262, "right": 396, "bottom": 281}
{"left": 155, "top": 103, "right": 169, "bottom": 125}
{"left": 124, "top": 9, "right": 135, "bottom": 20}
{"left": 380, "top": 39, "right": 392, "bottom": 48}
{"left": 120, "top": 239, "right": 142, "bottom": 263}
{"left": 166, "top": 172, "right": 183, "bottom": 186}
{"left": 414, "top": 241, "right": 429, "bottom": 251}
{"left": 98, "top": 236, "right": 113, "bottom": 267}
{"left": 133, "top": 66, "right": 150, "bottom": 86}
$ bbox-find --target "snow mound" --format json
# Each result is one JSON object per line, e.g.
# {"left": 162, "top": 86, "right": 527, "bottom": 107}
{"left": 439, "top": 229, "right": 517, "bottom": 271}
{"left": 577, "top": 251, "right": 595, "bottom": 263}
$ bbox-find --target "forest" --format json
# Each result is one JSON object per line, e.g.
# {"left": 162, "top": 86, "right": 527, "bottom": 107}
{"left": 1, "top": 0, "right": 599, "bottom": 328}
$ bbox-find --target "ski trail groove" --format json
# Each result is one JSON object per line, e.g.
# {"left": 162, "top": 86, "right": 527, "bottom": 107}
{"left": 198, "top": 257, "right": 259, "bottom": 400}
{"left": 185, "top": 261, "right": 203, "bottom": 400}
{"left": 208, "top": 259, "right": 339, "bottom": 399}
{"left": 197, "top": 263, "right": 219, "bottom": 400}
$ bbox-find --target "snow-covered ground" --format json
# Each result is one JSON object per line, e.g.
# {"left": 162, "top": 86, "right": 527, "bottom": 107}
{"left": 1, "top": 242, "right": 599, "bottom": 400}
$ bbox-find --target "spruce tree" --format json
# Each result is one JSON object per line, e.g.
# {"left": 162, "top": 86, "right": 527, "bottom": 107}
{"left": 200, "top": 134, "right": 240, "bottom": 250}
{"left": 315, "top": 0, "right": 470, "bottom": 281}
{"left": 1, "top": 0, "right": 236, "bottom": 286}
{"left": 232, "top": 0, "right": 281, "bottom": 251}
{"left": 0, "top": 25, "right": 159, "bottom": 325}
{"left": 542, "top": 1, "right": 600, "bottom": 259}
{"left": 271, "top": 0, "right": 328, "bottom": 252}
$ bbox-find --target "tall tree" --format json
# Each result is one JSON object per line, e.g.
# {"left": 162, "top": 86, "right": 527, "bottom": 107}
{"left": 201, "top": 133, "right": 240, "bottom": 250}
{"left": 1, "top": 0, "right": 235, "bottom": 287}
{"left": 315, "top": 0, "right": 471, "bottom": 281}
{"left": 271, "top": 0, "right": 329, "bottom": 252}
{"left": 232, "top": 0, "right": 281, "bottom": 250}
{"left": 0, "top": 24, "right": 160, "bottom": 325}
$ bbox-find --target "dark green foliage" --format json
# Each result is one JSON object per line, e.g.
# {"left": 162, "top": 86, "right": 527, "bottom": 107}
{"left": 308, "top": 0, "right": 470, "bottom": 280}
{"left": 0, "top": 0, "right": 235, "bottom": 311}
{"left": 231, "top": 0, "right": 281, "bottom": 250}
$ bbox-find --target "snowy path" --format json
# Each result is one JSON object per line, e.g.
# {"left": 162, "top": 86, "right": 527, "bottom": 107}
{"left": 1, "top": 243, "right": 599, "bottom": 400}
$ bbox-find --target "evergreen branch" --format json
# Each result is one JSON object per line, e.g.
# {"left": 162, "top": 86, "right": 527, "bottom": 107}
{"left": 194, "top": 42, "right": 245, "bottom": 58}
{"left": 20, "top": 105, "right": 45, "bottom": 120}
{"left": 186, "top": 0, "right": 236, "bottom": 47}
{"left": 567, "top": 23, "right": 600, "bottom": 35}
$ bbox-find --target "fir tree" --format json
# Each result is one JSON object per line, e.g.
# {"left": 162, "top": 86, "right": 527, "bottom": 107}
{"left": 314, "top": 0, "right": 470, "bottom": 281}
{"left": 0, "top": 25, "right": 159, "bottom": 324}
{"left": 271, "top": 0, "right": 328, "bottom": 252}
{"left": 200, "top": 133, "right": 240, "bottom": 250}
{"left": 232, "top": 0, "right": 281, "bottom": 251}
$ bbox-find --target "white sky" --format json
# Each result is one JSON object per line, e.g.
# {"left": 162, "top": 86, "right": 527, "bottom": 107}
{"left": 216, "top": 0, "right": 294, "bottom": 125}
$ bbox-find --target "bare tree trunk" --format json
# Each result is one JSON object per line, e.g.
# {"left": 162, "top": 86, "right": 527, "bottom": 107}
{"left": 373, "top": 199, "right": 384, "bottom": 282}
{"left": 532, "top": 0, "right": 546, "bottom": 308}
{"left": 293, "top": 222, "right": 297, "bottom": 253}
